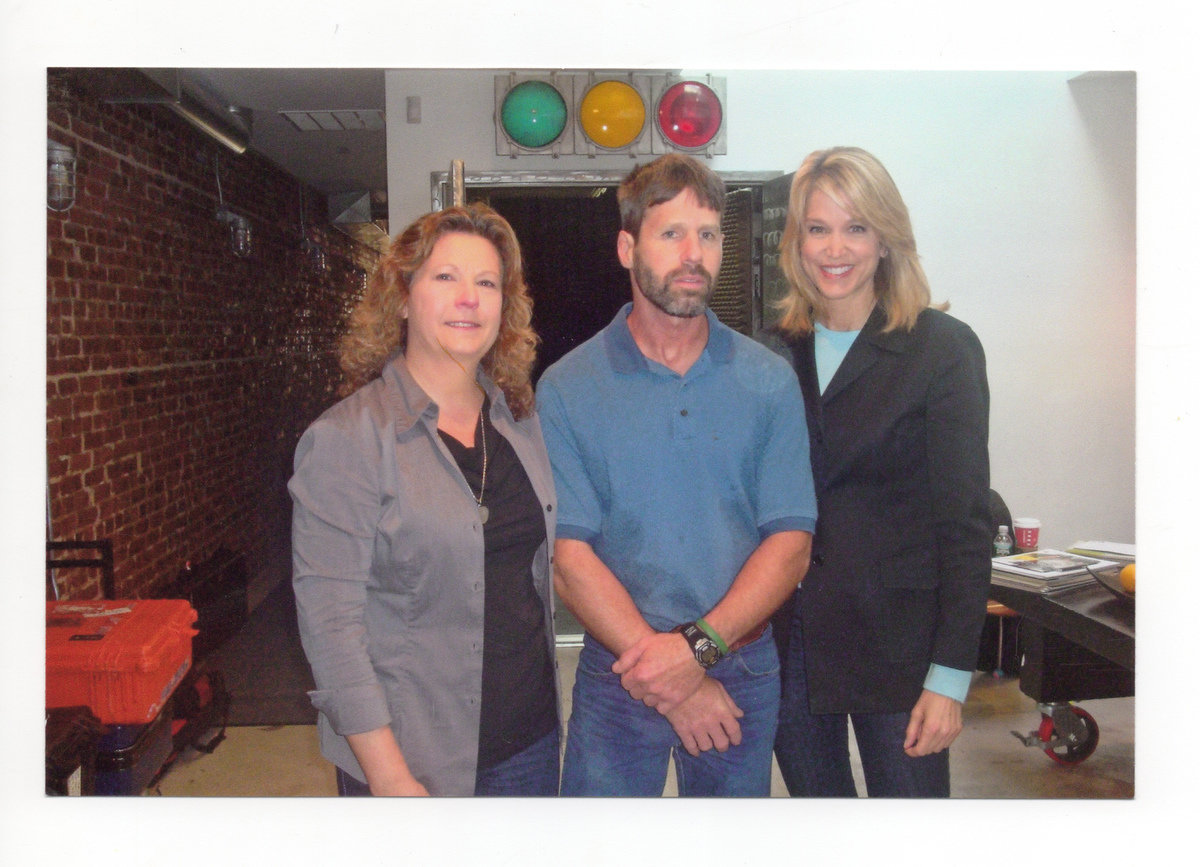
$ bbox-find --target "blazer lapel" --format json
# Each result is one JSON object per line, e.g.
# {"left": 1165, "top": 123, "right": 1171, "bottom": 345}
{"left": 820, "top": 305, "right": 889, "bottom": 403}
{"left": 792, "top": 332, "right": 822, "bottom": 421}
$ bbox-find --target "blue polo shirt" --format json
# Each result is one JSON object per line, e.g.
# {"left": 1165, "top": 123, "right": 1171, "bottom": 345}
{"left": 536, "top": 304, "right": 818, "bottom": 632}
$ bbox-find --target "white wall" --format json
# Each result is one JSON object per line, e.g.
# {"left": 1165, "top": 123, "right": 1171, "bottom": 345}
{"left": 385, "top": 70, "right": 1136, "bottom": 549}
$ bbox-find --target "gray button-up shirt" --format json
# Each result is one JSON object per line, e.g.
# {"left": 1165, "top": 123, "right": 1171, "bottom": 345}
{"left": 289, "top": 354, "right": 558, "bottom": 795}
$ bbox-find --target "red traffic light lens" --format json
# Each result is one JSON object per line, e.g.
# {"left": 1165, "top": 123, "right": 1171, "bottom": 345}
{"left": 656, "top": 81, "right": 722, "bottom": 149}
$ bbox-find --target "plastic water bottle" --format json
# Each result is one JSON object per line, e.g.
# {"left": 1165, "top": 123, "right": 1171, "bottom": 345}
{"left": 993, "top": 525, "right": 1013, "bottom": 556}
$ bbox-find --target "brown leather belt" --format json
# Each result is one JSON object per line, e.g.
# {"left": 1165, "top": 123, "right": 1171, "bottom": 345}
{"left": 729, "top": 619, "right": 769, "bottom": 652}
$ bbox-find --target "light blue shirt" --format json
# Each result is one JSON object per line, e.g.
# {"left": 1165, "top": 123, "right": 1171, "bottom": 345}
{"left": 813, "top": 323, "right": 860, "bottom": 394}
{"left": 814, "top": 322, "right": 971, "bottom": 704}
{"left": 537, "top": 304, "right": 818, "bottom": 632}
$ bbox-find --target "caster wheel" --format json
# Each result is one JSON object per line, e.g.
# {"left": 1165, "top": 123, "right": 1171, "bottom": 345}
{"left": 1038, "top": 706, "right": 1099, "bottom": 766}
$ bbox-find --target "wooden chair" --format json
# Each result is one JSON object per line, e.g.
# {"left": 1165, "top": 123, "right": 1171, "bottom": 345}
{"left": 984, "top": 600, "right": 1021, "bottom": 677}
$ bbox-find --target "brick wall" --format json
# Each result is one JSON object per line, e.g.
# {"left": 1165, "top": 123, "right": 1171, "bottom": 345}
{"left": 46, "top": 69, "right": 379, "bottom": 601}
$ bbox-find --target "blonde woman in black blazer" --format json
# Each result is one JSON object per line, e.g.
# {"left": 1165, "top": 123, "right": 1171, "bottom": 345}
{"left": 768, "top": 147, "right": 991, "bottom": 797}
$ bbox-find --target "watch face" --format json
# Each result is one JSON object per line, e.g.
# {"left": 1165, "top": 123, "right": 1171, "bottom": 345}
{"left": 680, "top": 623, "right": 721, "bottom": 668}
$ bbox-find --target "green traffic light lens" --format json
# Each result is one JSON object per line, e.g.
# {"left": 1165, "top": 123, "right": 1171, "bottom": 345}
{"left": 500, "top": 80, "right": 568, "bottom": 149}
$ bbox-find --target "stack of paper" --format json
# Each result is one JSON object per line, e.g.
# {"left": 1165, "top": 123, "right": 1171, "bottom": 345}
{"left": 1067, "top": 541, "right": 1136, "bottom": 561}
{"left": 991, "top": 548, "right": 1121, "bottom": 593}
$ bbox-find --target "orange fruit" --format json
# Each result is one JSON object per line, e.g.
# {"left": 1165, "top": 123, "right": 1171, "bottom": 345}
{"left": 1119, "top": 563, "right": 1135, "bottom": 593}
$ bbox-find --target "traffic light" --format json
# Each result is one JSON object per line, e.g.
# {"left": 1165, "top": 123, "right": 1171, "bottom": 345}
{"left": 578, "top": 78, "right": 648, "bottom": 151}
{"left": 494, "top": 74, "right": 574, "bottom": 155}
{"left": 494, "top": 73, "right": 726, "bottom": 158}
{"left": 653, "top": 78, "right": 724, "bottom": 152}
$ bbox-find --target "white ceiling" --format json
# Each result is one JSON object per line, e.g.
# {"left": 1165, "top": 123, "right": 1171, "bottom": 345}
{"left": 173, "top": 68, "right": 389, "bottom": 200}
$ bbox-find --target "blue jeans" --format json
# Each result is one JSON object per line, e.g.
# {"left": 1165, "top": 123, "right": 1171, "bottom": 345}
{"left": 336, "top": 728, "right": 561, "bottom": 797}
{"left": 473, "top": 728, "right": 560, "bottom": 796}
{"left": 774, "top": 602, "right": 950, "bottom": 798}
{"left": 561, "top": 631, "right": 780, "bottom": 797}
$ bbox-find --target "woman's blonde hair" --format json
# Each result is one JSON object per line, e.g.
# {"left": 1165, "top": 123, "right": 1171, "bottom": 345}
{"left": 776, "top": 146, "right": 943, "bottom": 335}
{"left": 338, "top": 203, "right": 539, "bottom": 419}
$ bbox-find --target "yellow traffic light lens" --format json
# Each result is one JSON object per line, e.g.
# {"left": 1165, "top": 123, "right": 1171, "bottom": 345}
{"left": 579, "top": 80, "right": 646, "bottom": 149}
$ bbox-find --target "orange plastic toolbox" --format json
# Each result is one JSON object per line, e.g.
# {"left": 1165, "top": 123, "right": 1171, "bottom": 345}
{"left": 46, "top": 600, "right": 198, "bottom": 725}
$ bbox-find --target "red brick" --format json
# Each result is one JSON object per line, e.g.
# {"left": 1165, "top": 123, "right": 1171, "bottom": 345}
{"left": 45, "top": 68, "right": 378, "bottom": 599}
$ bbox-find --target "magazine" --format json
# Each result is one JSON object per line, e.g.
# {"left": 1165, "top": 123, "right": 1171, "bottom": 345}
{"left": 991, "top": 548, "right": 1120, "bottom": 580}
{"left": 990, "top": 570, "right": 1097, "bottom": 594}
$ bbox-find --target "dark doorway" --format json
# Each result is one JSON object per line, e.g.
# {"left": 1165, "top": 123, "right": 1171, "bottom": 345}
{"left": 459, "top": 176, "right": 773, "bottom": 644}
{"left": 468, "top": 185, "right": 630, "bottom": 384}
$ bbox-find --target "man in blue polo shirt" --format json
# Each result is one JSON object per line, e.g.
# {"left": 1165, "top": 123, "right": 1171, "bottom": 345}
{"left": 536, "top": 154, "right": 818, "bottom": 796}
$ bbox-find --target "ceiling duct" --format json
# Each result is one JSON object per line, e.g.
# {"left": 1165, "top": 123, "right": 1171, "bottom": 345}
{"left": 96, "top": 68, "right": 252, "bottom": 154}
{"left": 329, "top": 190, "right": 390, "bottom": 253}
{"left": 279, "top": 109, "right": 386, "bottom": 132}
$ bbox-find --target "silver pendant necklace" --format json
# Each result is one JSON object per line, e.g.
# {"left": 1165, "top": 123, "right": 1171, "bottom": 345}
{"left": 471, "top": 409, "right": 489, "bottom": 524}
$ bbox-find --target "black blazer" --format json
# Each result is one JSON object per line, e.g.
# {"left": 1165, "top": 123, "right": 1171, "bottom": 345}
{"left": 774, "top": 305, "right": 992, "bottom": 714}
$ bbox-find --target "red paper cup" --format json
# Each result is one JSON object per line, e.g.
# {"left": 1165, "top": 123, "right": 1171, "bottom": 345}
{"left": 1013, "top": 518, "right": 1040, "bottom": 551}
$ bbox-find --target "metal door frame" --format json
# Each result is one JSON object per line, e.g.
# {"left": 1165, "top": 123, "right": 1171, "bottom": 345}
{"left": 430, "top": 168, "right": 785, "bottom": 335}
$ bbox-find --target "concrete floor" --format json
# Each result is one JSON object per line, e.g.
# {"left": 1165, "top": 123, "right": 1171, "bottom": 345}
{"left": 154, "top": 645, "right": 1133, "bottom": 799}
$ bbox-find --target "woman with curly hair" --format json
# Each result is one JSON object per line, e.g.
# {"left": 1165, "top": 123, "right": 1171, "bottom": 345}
{"left": 289, "top": 203, "right": 560, "bottom": 796}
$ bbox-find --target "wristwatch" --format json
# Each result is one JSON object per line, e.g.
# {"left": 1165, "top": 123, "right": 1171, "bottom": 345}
{"left": 674, "top": 622, "right": 723, "bottom": 669}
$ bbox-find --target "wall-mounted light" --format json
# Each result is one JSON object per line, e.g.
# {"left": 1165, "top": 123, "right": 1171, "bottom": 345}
{"left": 216, "top": 206, "right": 253, "bottom": 258}
{"left": 213, "top": 156, "right": 252, "bottom": 257}
{"left": 48, "top": 140, "right": 76, "bottom": 212}
{"left": 298, "top": 186, "right": 326, "bottom": 273}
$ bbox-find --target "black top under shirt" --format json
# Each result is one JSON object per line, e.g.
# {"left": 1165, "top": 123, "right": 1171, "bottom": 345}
{"left": 439, "top": 402, "right": 557, "bottom": 771}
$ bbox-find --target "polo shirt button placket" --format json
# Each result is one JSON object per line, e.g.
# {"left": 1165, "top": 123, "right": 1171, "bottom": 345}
{"left": 675, "top": 381, "right": 692, "bottom": 437}
{"left": 673, "top": 405, "right": 691, "bottom": 439}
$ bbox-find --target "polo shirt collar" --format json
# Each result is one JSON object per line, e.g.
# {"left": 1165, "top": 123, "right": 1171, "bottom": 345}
{"left": 604, "top": 302, "right": 733, "bottom": 374}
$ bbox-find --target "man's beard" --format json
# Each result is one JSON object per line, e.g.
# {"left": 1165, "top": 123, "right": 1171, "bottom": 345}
{"left": 633, "top": 253, "right": 715, "bottom": 319}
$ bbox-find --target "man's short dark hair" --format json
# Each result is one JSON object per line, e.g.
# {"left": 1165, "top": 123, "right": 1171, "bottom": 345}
{"left": 617, "top": 154, "right": 726, "bottom": 238}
